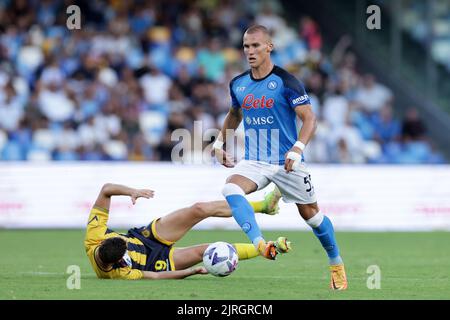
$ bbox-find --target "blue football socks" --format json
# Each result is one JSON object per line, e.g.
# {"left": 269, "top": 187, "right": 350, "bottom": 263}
{"left": 223, "top": 184, "right": 264, "bottom": 247}
{"left": 307, "top": 212, "right": 343, "bottom": 265}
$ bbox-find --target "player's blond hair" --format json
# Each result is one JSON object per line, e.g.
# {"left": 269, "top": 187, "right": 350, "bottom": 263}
{"left": 244, "top": 25, "right": 272, "bottom": 42}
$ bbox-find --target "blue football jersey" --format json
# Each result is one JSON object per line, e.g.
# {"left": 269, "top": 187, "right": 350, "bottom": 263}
{"left": 229, "top": 65, "right": 311, "bottom": 165}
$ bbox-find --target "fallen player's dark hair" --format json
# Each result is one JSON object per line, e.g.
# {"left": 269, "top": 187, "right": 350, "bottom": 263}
{"left": 98, "top": 237, "right": 127, "bottom": 264}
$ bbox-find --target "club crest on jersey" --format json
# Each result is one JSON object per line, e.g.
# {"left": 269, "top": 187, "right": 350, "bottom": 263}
{"left": 241, "top": 94, "right": 274, "bottom": 110}
{"left": 267, "top": 80, "right": 278, "bottom": 90}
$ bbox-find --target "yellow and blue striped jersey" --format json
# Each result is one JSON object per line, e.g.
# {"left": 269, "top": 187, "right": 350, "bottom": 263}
{"left": 84, "top": 206, "right": 145, "bottom": 280}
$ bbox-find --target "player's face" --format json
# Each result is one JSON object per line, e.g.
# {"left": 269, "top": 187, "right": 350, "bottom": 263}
{"left": 243, "top": 31, "right": 273, "bottom": 68}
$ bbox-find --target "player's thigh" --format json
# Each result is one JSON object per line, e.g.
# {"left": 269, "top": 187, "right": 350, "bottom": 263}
{"left": 154, "top": 205, "right": 206, "bottom": 244}
{"left": 226, "top": 174, "right": 259, "bottom": 194}
{"left": 226, "top": 161, "right": 271, "bottom": 193}
{"left": 271, "top": 165, "right": 317, "bottom": 206}
{"left": 172, "top": 244, "right": 208, "bottom": 270}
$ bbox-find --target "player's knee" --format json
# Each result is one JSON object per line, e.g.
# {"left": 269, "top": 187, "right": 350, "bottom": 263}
{"left": 196, "top": 245, "right": 208, "bottom": 260}
{"left": 190, "top": 202, "right": 209, "bottom": 218}
{"left": 222, "top": 183, "right": 245, "bottom": 197}
{"left": 297, "top": 203, "right": 320, "bottom": 220}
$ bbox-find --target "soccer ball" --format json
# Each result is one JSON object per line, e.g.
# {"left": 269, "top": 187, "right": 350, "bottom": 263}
{"left": 202, "top": 242, "right": 239, "bottom": 277}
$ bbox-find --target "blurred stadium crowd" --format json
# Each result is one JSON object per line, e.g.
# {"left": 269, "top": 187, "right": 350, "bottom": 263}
{"left": 401, "top": 0, "right": 450, "bottom": 71}
{"left": 0, "top": 0, "right": 445, "bottom": 163}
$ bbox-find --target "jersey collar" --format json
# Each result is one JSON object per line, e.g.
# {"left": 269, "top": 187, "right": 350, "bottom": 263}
{"left": 250, "top": 64, "right": 276, "bottom": 82}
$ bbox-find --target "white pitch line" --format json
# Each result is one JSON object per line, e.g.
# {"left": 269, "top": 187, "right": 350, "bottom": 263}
{"left": 20, "top": 272, "right": 65, "bottom": 276}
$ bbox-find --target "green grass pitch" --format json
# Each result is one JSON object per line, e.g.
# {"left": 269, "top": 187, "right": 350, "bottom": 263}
{"left": 0, "top": 230, "right": 449, "bottom": 300}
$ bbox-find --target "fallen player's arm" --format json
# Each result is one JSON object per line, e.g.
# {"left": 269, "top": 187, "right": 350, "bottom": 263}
{"left": 94, "top": 183, "right": 154, "bottom": 210}
{"left": 141, "top": 266, "right": 208, "bottom": 280}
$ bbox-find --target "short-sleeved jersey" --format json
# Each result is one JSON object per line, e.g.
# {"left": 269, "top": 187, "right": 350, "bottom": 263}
{"left": 84, "top": 207, "right": 144, "bottom": 280}
{"left": 229, "top": 65, "right": 311, "bottom": 165}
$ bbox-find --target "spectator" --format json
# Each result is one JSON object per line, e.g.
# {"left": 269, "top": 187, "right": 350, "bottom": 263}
{"left": 256, "top": 3, "right": 284, "bottom": 36}
{"left": 299, "top": 16, "right": 322, "bottom": 51}
{"left": 37, "top": 81, "right": 75, "bottom": 122}
{"left": 0, "top": 83, "right": 25, "bottom": 132}
{"left": 322, "top": 82, "right": 349, "bottom": 129}
{"left": 128, "top": 133, "right": 152, "bottom": 161}
{"left": 354, "top": 74, "right": 393, "bottom": 114}
{"left": 0, "top": 0, "right": 443, "bottom": 164}
{"left": 402, "top": 107, "right": 427, "bottom": 141}
{"left": 197, "top": 38, "right": 226, "bottom": 82}
{"left": 371, "top": 103, "right": 401, "bottom": 145}
{"left": 139, "top": 66, "right": 172, "bottom": 107}
{"left": 328, "top": 114, "right": 367, "bottom": 164}
{"left": 156, "top": 131, "right": 176, "bottom": 162}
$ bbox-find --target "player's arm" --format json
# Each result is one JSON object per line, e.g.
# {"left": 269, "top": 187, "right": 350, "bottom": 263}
{"left": 219, "top": 107, "right": 243, "bottom": 138}
{"left": 212, "top": 79, "right": 243, "bottom": 168}
{"left": 285, "top": 105, "right": 317, "bottom": 172}
{"left": 295, "top": 104, "right": 317, "bottom": 147}
{"left": 141, "top": 266, "right": 208, "bottom": 280}
{"left": 85, "top": 184, "right": 154, "bottom": 249}
{"left": 212, "top": 107, "right": 243, "bottom": 168}
{"left": 94, "top": 183, "right": 155, "bottom": 211}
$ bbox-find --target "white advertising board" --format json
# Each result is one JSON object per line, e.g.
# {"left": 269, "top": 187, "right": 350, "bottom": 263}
{"left": 0, "top": 163, "right": 449, "bottom": 231}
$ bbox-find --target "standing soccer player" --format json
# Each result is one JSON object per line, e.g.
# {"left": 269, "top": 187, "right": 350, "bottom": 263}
{"left": 212, "top": 25, "right": 347, "bottom": 290}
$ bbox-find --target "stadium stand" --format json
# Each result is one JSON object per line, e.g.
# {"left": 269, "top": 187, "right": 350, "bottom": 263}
{"left": 401, "top": 0, "right": 450, "bottom": 70}
{"left": 0, "top": 0, "right": 446, "bottom": 163}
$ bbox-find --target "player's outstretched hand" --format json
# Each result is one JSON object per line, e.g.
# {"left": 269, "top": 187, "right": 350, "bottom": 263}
{"left": 214, "top": 148, "right": 235, "bottom": 168}
{"left": 190, "top": 266, "right": 209, "bottom": 275}
{"left": 130, "top": 189, "right": 155, "bottom": 205}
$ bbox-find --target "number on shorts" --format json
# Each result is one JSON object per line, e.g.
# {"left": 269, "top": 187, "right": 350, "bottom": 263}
{"left": 303, "top": 175, "right": 312, "bottom": 192}
{"left": 154, "top": 260, "right": 167, "bottom": 271}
